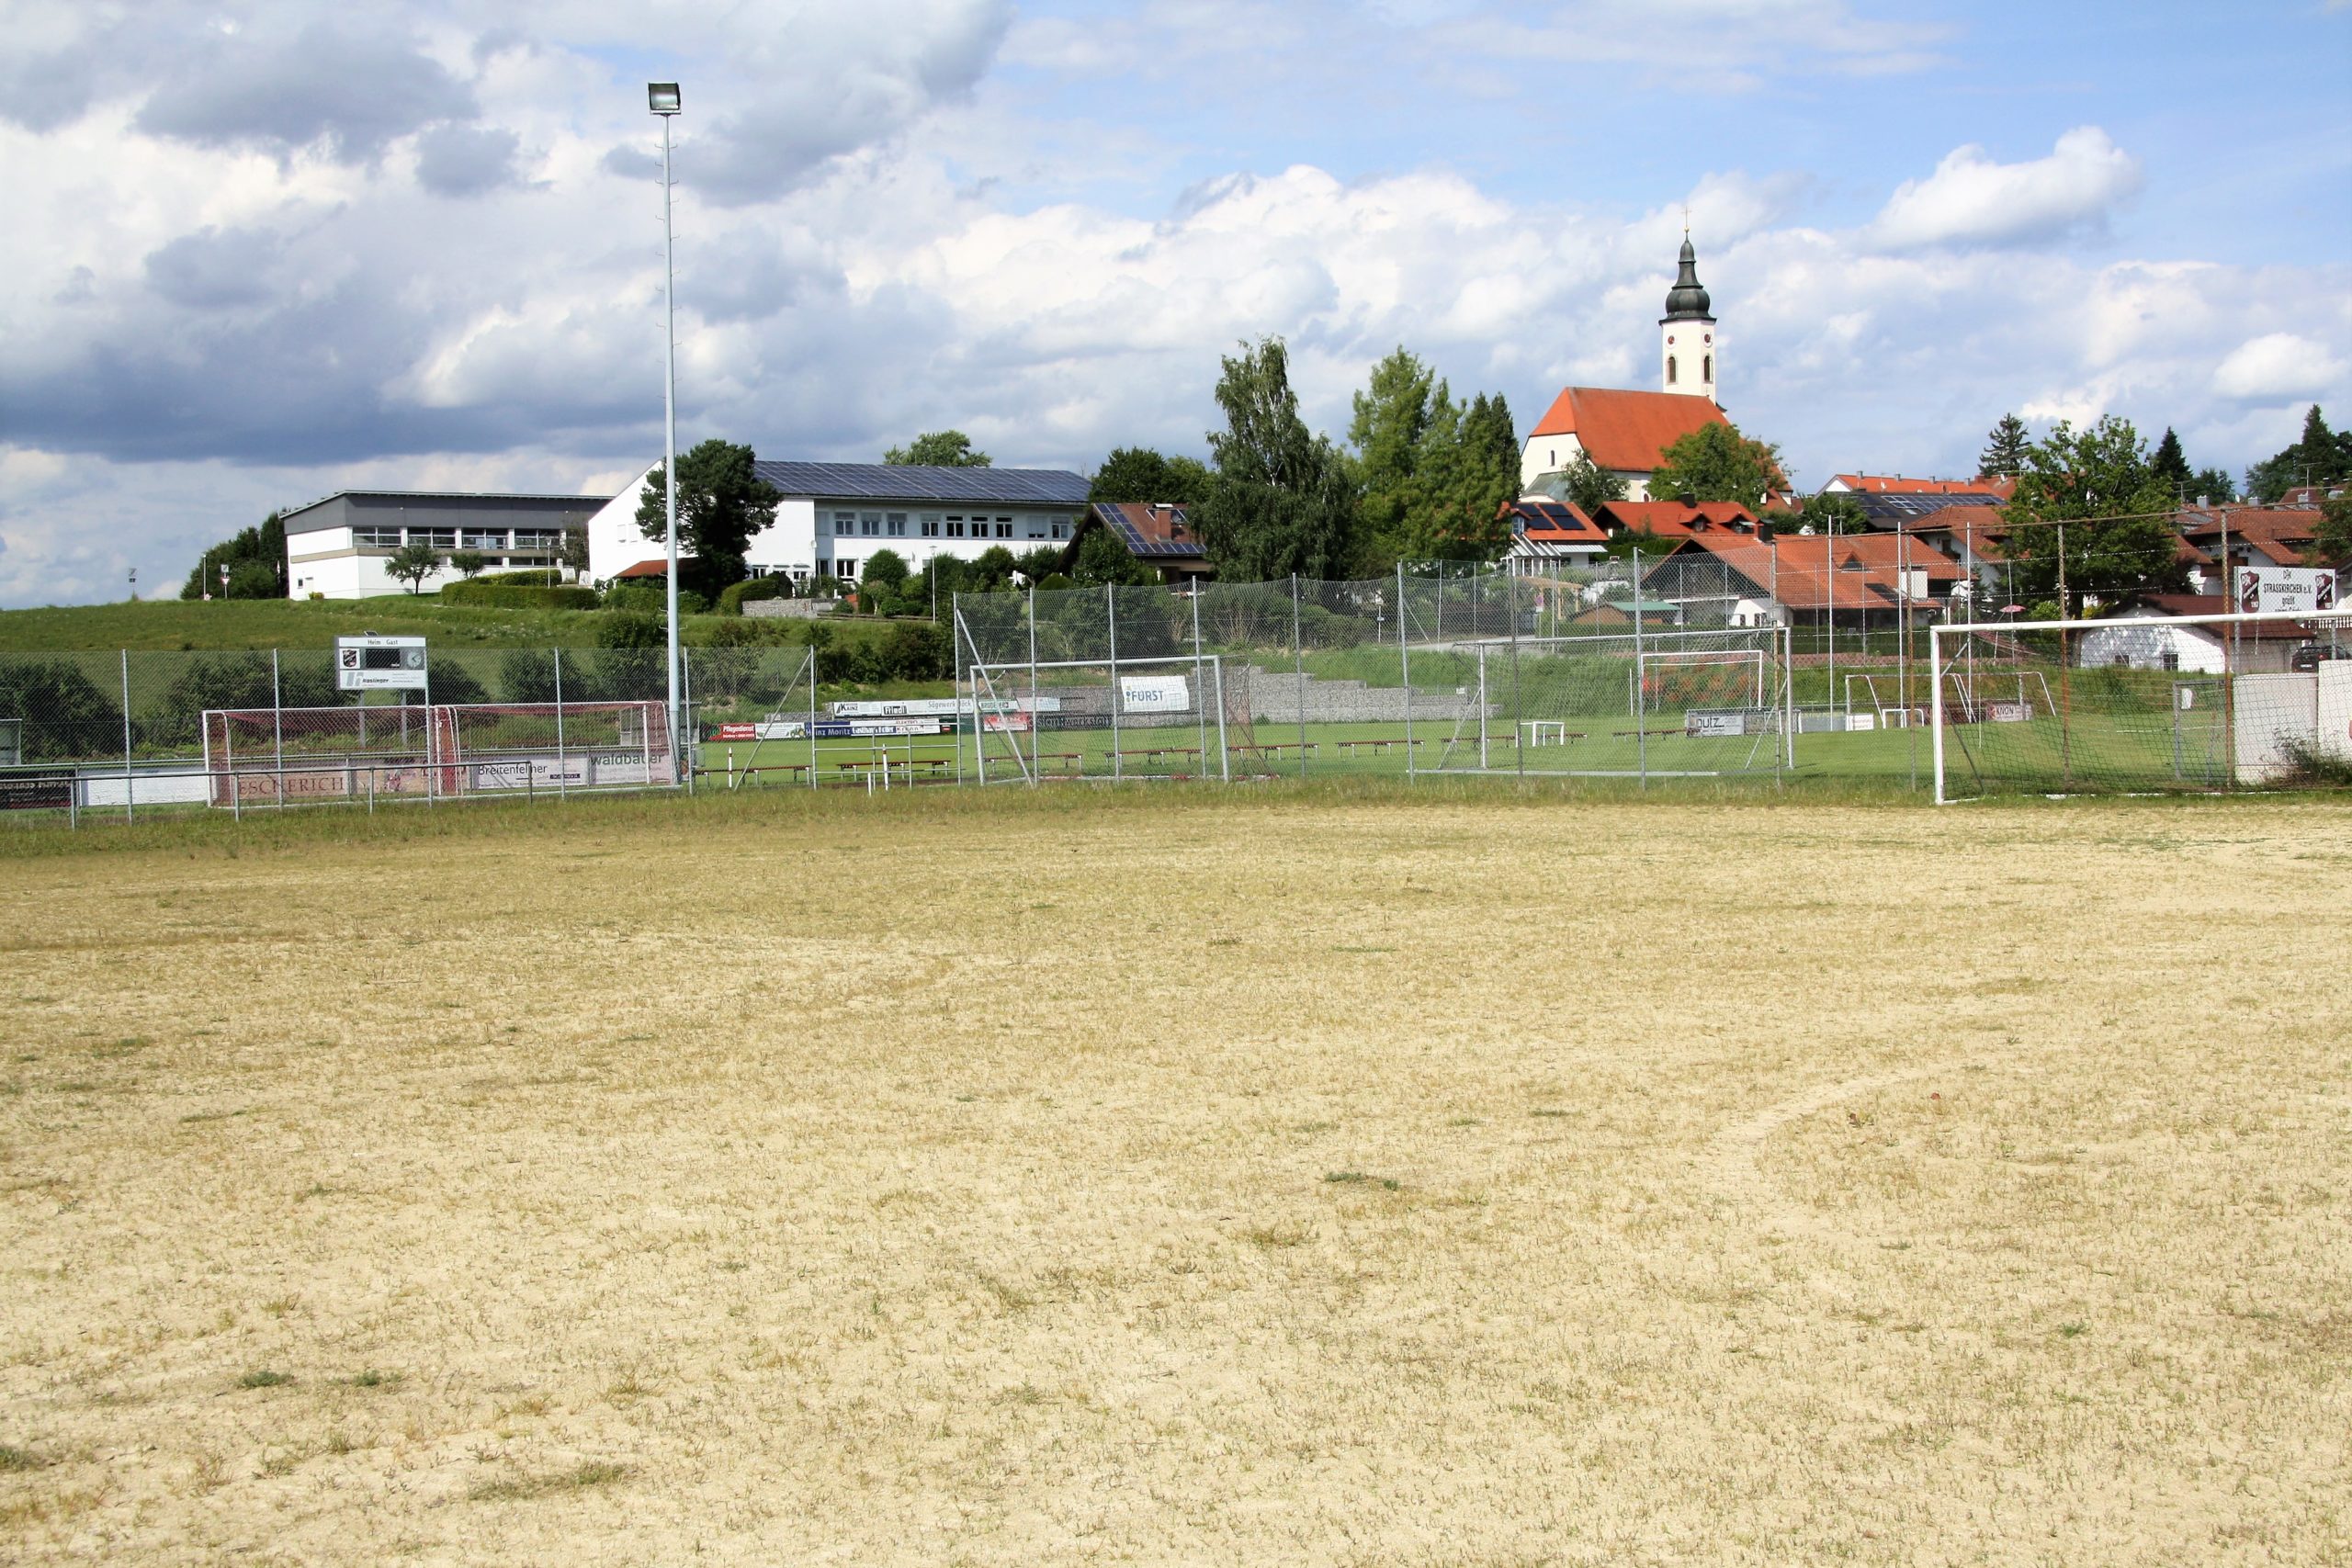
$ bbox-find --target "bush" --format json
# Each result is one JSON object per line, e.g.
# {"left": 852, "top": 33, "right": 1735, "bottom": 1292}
{"left": 717, "top": 576, "right": 791, "bottom": 615}
{"left": 879, "top": 621, "right": 952, "bottom": 682}
{"left": 0, "top": 659, "right": 124, "bottom": 761}
{"left": 478, "top": 569, "right": 565, "bottom": 587}
{"left": 437, "top": 581, "right": 601, "bottom": 610}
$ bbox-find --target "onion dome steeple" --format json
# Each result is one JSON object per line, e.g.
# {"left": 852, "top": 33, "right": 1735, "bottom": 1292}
{"left": 1663, "top": 236, "right": 1713, "bottom": 322}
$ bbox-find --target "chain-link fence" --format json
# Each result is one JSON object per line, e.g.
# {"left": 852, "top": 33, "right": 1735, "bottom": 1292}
{"left": 952, "top": 562, "right": 1804, "bottom": 788}
{"left": 17, "top": 564, "right": 2332, "bottom": 825}
{"left": 0, "top": 645, "right": 793, "bottom": 825}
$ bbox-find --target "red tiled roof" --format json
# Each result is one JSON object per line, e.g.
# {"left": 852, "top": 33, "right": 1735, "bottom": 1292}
{"left": 1502, "top": 499, "right": 1605, "bottom": 539}
{"left": 1832, "top": 473, "right": 2017, "bottom": 499}
{"left": 1680, "top": 532, "right": 1962, "bottom": 613}
{"left": 1090, "top": 501, "right": 1209, "bottom": 560}
{"left": 1592, "top": 500, "right": 1760, "bottom": 540}
{"left": 615, "top": 558, "right": 671, "bottom": 578}
{"left": 1527, "top": 388, "right": 1730, "bottom": 472}
{"left": 2177, "top": 507, "right": 2323, "bottom": 567}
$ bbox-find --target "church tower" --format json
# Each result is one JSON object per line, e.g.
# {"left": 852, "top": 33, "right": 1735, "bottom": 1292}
{"left": 1660, "top": 232, "right": 1717, "bottom": 403}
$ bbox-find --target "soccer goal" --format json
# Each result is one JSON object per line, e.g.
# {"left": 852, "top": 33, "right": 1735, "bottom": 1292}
{"left": 1930, "top": 609, "right": 2352, "bottom": 801}
{"left": 962, "top": 652, "right": 1237, "bottom": 784}
{"left": 1428, "top": 626, "right": 1792, "bottom": 780}
{"left": 201, "top": 700, "right": 674, "bottom": 807}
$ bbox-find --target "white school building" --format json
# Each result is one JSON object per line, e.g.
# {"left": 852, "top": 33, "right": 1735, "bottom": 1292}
{"left": 585, "top": 460, "right": 1092, "bottom": 584}
{"left": 282, "top": 490, "right": 610, "bottom": 599}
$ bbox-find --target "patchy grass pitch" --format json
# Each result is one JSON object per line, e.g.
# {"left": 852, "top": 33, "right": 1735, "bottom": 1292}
{"left": 1, "top": 788, "right": 2347, "bottom": 1564}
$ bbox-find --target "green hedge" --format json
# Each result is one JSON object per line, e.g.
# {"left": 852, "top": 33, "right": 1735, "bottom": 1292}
{"left": 716, "top": 576, "right": 792, "bottom": 615}
{"left": 438, "top": 581, "right": 602, "bottom": 610}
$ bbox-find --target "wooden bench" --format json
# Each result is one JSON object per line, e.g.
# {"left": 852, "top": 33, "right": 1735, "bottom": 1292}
{"left": 1228, "top": 741, "right": 1318, "bottom": 757}
{"left": 1334, "top": 738, "right": 1426, "bottom": 754}
{"left": 1117, "top": 747, "right": 1203, "bottom": 762}
{"left": 1610, "top": 728, "right": 1682, "bottom": 739}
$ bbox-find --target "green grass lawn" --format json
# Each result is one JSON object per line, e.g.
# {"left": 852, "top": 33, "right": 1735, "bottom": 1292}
{"left": 0, "top": 594, "right": 912, "bottom": 654}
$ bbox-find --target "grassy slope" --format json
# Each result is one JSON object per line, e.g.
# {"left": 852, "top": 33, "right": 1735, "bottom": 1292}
{"left": 0, "top": 597, "right": 910, "bottom": 653}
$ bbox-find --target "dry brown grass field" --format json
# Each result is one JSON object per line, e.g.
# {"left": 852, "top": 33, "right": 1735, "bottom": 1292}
{"left": 1, "top": 787, "right": 2346, "bottom": 1565}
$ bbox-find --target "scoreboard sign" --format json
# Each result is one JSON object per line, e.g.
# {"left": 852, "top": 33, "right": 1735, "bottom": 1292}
{"left": 335, "top": 636, "right": 429, "bottom": 692}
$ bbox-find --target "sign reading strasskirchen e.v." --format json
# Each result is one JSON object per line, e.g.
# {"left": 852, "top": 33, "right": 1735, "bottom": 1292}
{"left": 2237, "top": 567, "right": 2337, "bottom": 615}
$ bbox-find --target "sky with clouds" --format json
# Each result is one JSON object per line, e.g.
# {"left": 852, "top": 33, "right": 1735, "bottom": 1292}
{"left": 2, "top": 0, "right": 2347, "bottom": 607}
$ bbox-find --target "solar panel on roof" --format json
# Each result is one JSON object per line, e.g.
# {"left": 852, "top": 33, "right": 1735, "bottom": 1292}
{"left": 751, "top": 460, "right": 1089, "bottom": 504}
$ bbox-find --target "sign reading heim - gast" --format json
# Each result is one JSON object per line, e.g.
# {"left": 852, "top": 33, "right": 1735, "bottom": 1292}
{"left": 336, "top": 636, "right": 429, "bottom": 692}
{"left": 2237, "top": 567, "right": 2338, "bottom": 615}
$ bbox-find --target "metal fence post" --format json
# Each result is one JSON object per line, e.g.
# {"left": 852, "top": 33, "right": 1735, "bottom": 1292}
{"left": 1478, "top": 644, "right": 1489, "bottom": 769}
{"left": 682, "top": 647, "right": 695, "bottom": 795}
{"left": 1107, "top": 584, "right": 1122, "bottom": 782}
{"left": 1398, "top": 564, "right": 1415, "bottom": 784}
{"left": 1191, "top": 587, "right": 1209, "bottom": 780}
{"left": 553, "top": 649, "right": 568, "bottom": 801}
{"left": 1633, "top": 548, "right": 1648, "bottom": 791}
{"left": 1509, "top": 570, "right": 1525, "bottom": 783}
{"left": 1027, "top": 585, "right": 1040, "bottom": 778}
{"left": 1290, "top": 573, "right": 1308, "bottom": 780}
{"left": 271, "top": 649, "right": 285, "bottom": 808}
{"left": 808, "top": 645, "right": 820, "bottom": 789}
{"left": 120, "top": 649, "right": 133, "bottom": 823}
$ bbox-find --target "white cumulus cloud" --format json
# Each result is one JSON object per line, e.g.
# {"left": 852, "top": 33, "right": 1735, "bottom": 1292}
{"left": 2211, "top": 332, "right": 2348, "bottom": 400}
{"left": 1868, "top": 127, "right": 2143, "bottom": 250}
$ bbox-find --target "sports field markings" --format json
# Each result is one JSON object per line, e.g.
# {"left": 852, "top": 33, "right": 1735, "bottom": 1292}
{"left": 1702, "top": 1066, "right": 1958, "bottom": 1245}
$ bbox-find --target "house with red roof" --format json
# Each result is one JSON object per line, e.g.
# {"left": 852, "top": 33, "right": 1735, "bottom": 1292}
{"left": 1057, "top": 501, "right": 1214, "bottom": 586}
{"left": 1497, "top": 499, "right": 1609, "bottom": 569}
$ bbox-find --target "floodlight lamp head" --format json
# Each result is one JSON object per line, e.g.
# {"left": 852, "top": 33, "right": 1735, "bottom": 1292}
{"left": 648, "top": 82, "right": 682, "bottom": 116}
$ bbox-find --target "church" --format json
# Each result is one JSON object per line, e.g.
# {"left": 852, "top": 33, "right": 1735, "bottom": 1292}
{"left": 1519, "top": 236, "right": 1734, "bottom": 500}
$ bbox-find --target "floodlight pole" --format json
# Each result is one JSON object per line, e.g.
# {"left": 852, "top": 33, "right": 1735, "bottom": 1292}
{"left": 651, "top": 84, "right": 684, "bottom": 778}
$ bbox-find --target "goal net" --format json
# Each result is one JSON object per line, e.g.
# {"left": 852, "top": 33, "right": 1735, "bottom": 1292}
{"left": 201, "top": 700, "right": 674, "bottom": 806}
{"left": 1930, "top": 610, "right": 2352, "bottom": 800}
{"left": 965, "top": 653, "right": 1239, "bottom": 783}
{"left": 1428, "top": 627, "right": 1791, "bottom": 778}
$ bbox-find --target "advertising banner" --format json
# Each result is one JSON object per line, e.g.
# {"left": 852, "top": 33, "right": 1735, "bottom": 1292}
{"left": 713, "top": 721, "right": 809, "bottom": 740}
{"left": 2237, "top": 567, "right": 2337, "bottom": 615}
{"left": 0, "top": 770, "right": 74, "bottom": 811}
{"left": 1119, "top": 675, "right": 1191, "bottom": 712}
{"left": 809, "top": 717, "right": 952, "bottom": 739}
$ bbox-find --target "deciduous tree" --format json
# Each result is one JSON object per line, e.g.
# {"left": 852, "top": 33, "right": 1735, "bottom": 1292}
{"left": 2001, "top": 415, "right": 2182, "bottom": 614}
{"left": 885, "top": 430, "right": 991, "bottom": 467}
{"left": 1089, "top": 446, "right": 1208, "bottom": 503}
{"left": 1648, "top": 422, "right": 1784, "bottom": 510}
{"left": 1194, "top": 336, "right": 1361, "bottom": 581}
{"left": 384, "top": 542, "right": 445, "bottom": 594}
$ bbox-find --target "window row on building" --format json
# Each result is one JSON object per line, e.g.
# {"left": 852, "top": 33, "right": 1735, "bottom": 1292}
{"left": 828, "top": 511, "right": 1075, "bottom": 542}
{"left": 350, "top": 527, "right": 569, "bottom": 552}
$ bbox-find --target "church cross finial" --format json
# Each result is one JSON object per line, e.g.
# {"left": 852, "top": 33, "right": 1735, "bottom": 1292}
{"left": 1681, "top": 203, "right": 1690, "bottom": 237}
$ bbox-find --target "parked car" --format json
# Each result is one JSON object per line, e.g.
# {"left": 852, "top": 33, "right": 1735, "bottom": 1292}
{"left": 2288, "top": 643, "right": 2349, "bottom": 671}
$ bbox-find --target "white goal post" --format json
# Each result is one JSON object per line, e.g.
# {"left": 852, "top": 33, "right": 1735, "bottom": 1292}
{"left": 1929, "top": 608, "right": 2351, "bottom": 803}
{"left": 964, "top": 652, "right": 1231, "bottom": 784}
{"left": 200, "top": 700, "right": 674, "bottom": 807}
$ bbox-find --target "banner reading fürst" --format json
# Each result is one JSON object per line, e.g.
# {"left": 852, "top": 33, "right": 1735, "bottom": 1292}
{"left": 1118, "top": 674, "right": 1191, "bottom": 713}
